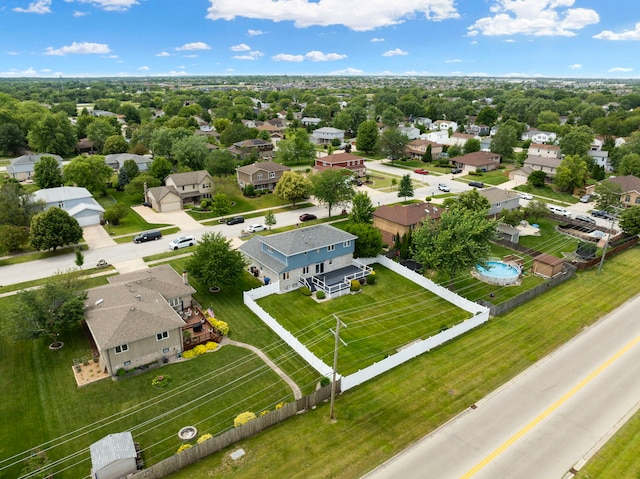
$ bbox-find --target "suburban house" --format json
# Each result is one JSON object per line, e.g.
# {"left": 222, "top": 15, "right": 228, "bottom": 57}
{"left": 301, "top": 117, "right": 322, "bottom": 127}
{"left": 413, "top": 117, "right": 432, "bottom": 130}
{"left": 84, "top": 265, "right": 196, "bottom": 376}
{"left": 451, "top": 151, "right": 501, "bottom": 173}
{"left": 236, "top": 161, "right": 291, "bottom": 192}
{"left": 311, "top": 127, "right": 345, "bottom": 145}
{"left": 373, "top": 202, "right": 443, "bottom": 246}
{"left": 477, "top": 187, "right": 521, "bottom": 217}
{"left": 228, "top": 138, "right": 274, "bottom": 159}
{"left": 104, "top": 153, "right": 150, "bottom": 172}
{"left": 602, "top": 175, "right": 640, "bottom": 208}
{"left": 76, "top": 138, "right": 98, "bottom": 155}
{"left": 90, "top": 431, "right": 141, "bottom": 479}
{"left": 144, "top": 170, "right": 213, "bottom": 212}
{"left": 32, "top": 186, "right": 104, "bottom": 227}
{"left": 523, "top": 156, "right": 562, "bottom": 176}
{"left": 398, "top": 125, "right": 421, "bottom": 140}
{"left": 239, "top": 224, "right": 370, "bottom": 297}
{"left": 465, "top": 124, "right": 491, "bottom": 136}
{"left": 421, "top": 130, "right": 449, "bottom": 144}
{"left": 588, "top": 149, "right": 612, "bottom": 172}
{"left": 447, "top": 132, "right": 479, "bottom": 147}
{"left": 522, "top": 130, "right": 557, "bottom": 144}
{"left": 432, "top": 120, "right": 458, "bottom": 131}
{"left": 6, "top": 153, "right": 63, "bottom": 181}
{"left": 313, "top": 152, "right": 367, "bottom": 177}
{"left": 144, "top": 186, "right": 182, "bottom": 213}
{"left": 404, "top": 139, "right": 443, "bottom": 160}
{"left": 527, "top": 144, "right": 561, "bottom": 159}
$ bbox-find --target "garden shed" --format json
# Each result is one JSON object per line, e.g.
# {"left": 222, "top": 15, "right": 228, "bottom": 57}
{"left": 532, "top": 253, "right": 564, "bottom": 279}
{"left": 90, "top": 431, "right": 137, "bottom": 479}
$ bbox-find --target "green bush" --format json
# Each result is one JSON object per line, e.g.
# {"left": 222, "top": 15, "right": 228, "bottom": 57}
{"left": 316, "top": 290, "right": 326, "bottom": 300}
{"left": 320, "top": 376, "right": 331, "bottom": 387}
{"left": 300, "top": 287, "right": 312, "bottom": 296}
{"left": 366, "top": 274, "right": 377, "bottom": 285}
{"left": 116, "top": 368, "right": 126, "bottom": 377}
{"left": 350, "top": 280, "right": 361, "bottom": 292}
{"left": 243, "top": 184, "right": 256, "bottom": 197}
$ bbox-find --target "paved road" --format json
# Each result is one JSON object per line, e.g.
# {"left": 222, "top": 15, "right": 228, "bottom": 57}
{"left": 363, "top": 294, "right": 640, "bottom": 479}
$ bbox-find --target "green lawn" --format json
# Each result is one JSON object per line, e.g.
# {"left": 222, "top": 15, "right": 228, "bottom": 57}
{"left": 258, "top": 265, "right": 470, "bottom": 375}
{"left": 96, "top": 191, "right": 170, "bottom": 235}
{"left": 513, "top": 184, "right": 579, "bottom": 205}
{"left": 113, "top": 226, "right": 180, "bottom": 244}
{"left": 461, "top": 168, "right": 510, "bottom": 186}
{"left": 0, "top": 244, "right": 88, "bottom": 267}
{"left": 518, "top": 217, "right": 582, "bottom": 257}
{"left": 168, "top": 246, "right": 640, "bottom": 479}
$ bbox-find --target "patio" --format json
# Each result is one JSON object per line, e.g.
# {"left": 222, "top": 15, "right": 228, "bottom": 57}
{"left": 181, "top": 305, "right": 223, "bottom": 349}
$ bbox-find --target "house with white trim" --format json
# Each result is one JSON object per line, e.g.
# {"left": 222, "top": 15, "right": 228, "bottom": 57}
{"left": 6, "top": 154, "right": 63, "bottom": 181}
{"left": 32, "top": 186, "right": 104, "bottom": 227}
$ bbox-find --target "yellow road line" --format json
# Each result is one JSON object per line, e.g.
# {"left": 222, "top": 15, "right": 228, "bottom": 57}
{"left": 460, "top": 334, "right": 640, "bottom": 478}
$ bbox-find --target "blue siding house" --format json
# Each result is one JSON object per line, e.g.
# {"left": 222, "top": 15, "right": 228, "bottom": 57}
{"left": 239, "top": 224, "right": 371, "bottom": 296}
{"left": 32, "top": 186, "right": 105, "bottom": 227}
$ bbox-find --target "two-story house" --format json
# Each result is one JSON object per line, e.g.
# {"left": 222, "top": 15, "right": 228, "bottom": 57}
{"left": 104, "top": 153, "right": 150, "bottom": 172}
{"left": 236, "top": 161, "right": 291, "bottom": 192}
{"left": 145, "top": 170, "right": 213, "bottom": 212}
{"left": 522, "top": 130, "right": 557, "bottom": 144}
{"left": 604, "top": 175, "right": 640, "bottom": 208}
{"left": 313, "top": 152, "right": 367, "bottom": 177}
{"left": 32, "top": 186, "right": 104, "bottom": 227}
{"left": 527, "top": 144, "right": 561, "bottom": 159}
{"left": 451, "top": 151, "right": 501, "bottom": 173}
{"left": 523, "top": 156, "right": 562, "bottom": 176}
{"left": 432, "top": 120, "right": 458, "bottom": 132}
{"left": 6, "top": 153, "right": 63, "bottom": 181}
{"left": 239, "top": 224, "right": 370, "bottom": 297}
{"left": 404, "top": 139, "right": 443, "bottom": 160}
{"left": 228, "top": 139, "right": 274, "bottom": 160}
{"left": 311, "top": 127, "right": 345, "bottom": 145}
{"left": 373, "top": 202, "right": 442, "bottom": 246}
{"left": 477, "top": 187, "right": 521, "bottom": 217}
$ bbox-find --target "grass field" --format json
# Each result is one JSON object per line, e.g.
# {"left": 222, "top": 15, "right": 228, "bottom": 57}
{"left": 167, "top": 245, "right": 640, "bottom": 479}
{"left": 258, "top": 265, "right": 470, "bottom": 375}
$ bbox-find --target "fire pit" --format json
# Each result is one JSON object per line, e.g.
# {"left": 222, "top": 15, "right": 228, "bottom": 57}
{"left": 178, "top": 426, "right": 198, "bottom": 441}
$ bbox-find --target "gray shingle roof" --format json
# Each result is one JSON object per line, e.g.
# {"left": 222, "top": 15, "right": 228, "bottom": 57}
{"left": 90, "top": 432, "right": 136, "bottom": 472}
{"left": 7, "top": 154, "right": 63, "bottom": 175}
{"left": 166, "top": 170, "right": 212, "bottom": 186}
{"left": 32, "top": 186, "right": 93, "bottom": 203}
{"left": 236, "top": 161, "right": 290, "bottom": 175}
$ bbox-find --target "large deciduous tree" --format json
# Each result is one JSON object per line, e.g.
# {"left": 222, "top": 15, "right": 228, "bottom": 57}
{"left": 273, "top": 171, "right": 313, "bottom": 206}
{"left": 343, "top": 223, "right": 385, "bottom": 258}
{"left": 380, "top": 127, "right": 409, "bottom": 162}
{"left": 311, "top": 169, "right": 354, "bottom": 217}
{"left": 276, "top": 129, "right": 316, "bottom": 165}
{"left": 618, "top": 153, "right": 640, "bottom": 177}
{"left": 27, "top": 112, "right": 76, "bottom": 156}
{"left": 0, "top": 122, "right": 26, "bottom": 155}
{"left": 172, "top": 135, "right": 210, "bottom": 170}
{"left": 355, "top": 120, "right": 379, "bottom": 154}
{"left": 349, "top": 191, "right": 375, "bottom": 224}
{"left": 412, "top": 208, "right": 496, "bottom": 288}
{"left": 559, "top": 126, "right": 593, "bottom": 157}
{"left": 490, "top": 125, "right": 518, "bottom": 161}
{"left": 33, "top": 155, "right": 63, "bottom": 189}
{"left": 186, "top": 232, "right": 247, "bottom": 290}
{"left": 554, "top": 154, "right": 588, "bottom": 192}
{"left": 205, "top": 149, "right": 237, "bottom": 176}
{"left": 475, "top": 106, "right": 499, "bottom": 127}
{"left": 87, "top": 118, "right": 120, "bottom": 153}
{"left": 29, "top": 207, "right": 83, "bottom": 251}
{"left": 619, "top": 206, "right": 640, "bottom": 236}
{"left": 102, "top": 134, "right": 129, "bottom": 154}
{"left": 63, "top": 155, "right": 113, "bottom": 195}
{"left": 148, "top": 156, "right": 173, "bottom": 182}
{"left": 443, "top": 188, "right": 490, "bottom": 213}
{"left": 593, "top": 180, "right": 623, "bottom": 214}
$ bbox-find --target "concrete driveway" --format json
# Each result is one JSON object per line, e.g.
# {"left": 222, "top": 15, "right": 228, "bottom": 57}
{"left": 83, "top": 224, "right": 116, "bottom": 249}
{"left": 131, "top": 206, "right": 203, "bottom": 231}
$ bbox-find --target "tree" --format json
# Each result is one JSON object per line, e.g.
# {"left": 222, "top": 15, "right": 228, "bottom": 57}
{"left": 0, "top": 181, "right": 44, "bottom": 227}
{"left": 311, "top": 169, "right": 354, "bottom": 217}
{"left": 9, "top": 274, "right": 87, "bottom": 347}
{"left": 554, "top": 155, "right": 588, "bottom": 192}
{"left": 618, "top": 153, "right": 640, "bottom": 177}
{"left": 211, "top": 193, "right": 232, "bottom": 216}
{"left": 205, "top": 149, "right": 237, "bottom": 176}
{"left": 619, "top": 206, "right": 640, "bottom": 236}
{"left": 380, "top": 127, "right": 409, "bottom": 162}
{"left": 397, "top": 174, "right": 414, "bottom": 203}
{"left": 277, "top": 129, "right": 316, "bottom": 165}
{"left": 29, "top": 207, "right": 82, "bottom": 251}
{"left": 0, "top": 225, "right": 29, "bottom": 252}
{"left": 0, "top": 122, "right": 25, "bottom": 155}
{"left": 27, "top": 112, "right": 77, "bottom": 156}
{"left": 500, "top": 208, "right": 524, "bottom": 227}
{"left": 102, "top": 134, "right": 129, "bottom": 154}
{"left": 343, "top": 223, "right": 384, "bottom": 258}
{"left": 103, "top": 203, "right": 129, "bottom": 225}
{"left": 593, "top": 180, "right": 623, "bottom": 213}
{"left": 273, "top": 171, "right": 313, "bottom": 206}
{"left": 124, "top": 174, "right": 161, "bottom": 201}
{"left": 490, "top": 125, "right": 518, "bottom": 161}
{"left": 75, "top": 248, "right": 84, "bottom": 269}
{"left": 186, "top": 232, "right": 246, "bottom": 290}
{"left": 422, "top": 144, "right": 433, "bottom": 163}
{"left": 63, "top": 155, "right": 113, "bottom": 195}
{"left": 559, "top": 126, "right": 593, "bottom": 157}
{"left": 523, "top": 200, "right": 550, "bottom": 222}
{"left": 463, "top": 138, "right": 481, "bottom": 154}
{"left": 148, "top": 156, "right": 173, "bottom": 182}
{"left": 528, "top": 170, "right": 547, "bottom": 187}
{"left": 349, "top": 191, "right": 375, "bottom": 224}
{"left": 444, "top": 188, "right": 490, "bottom": 213}
{"left": 122, "top": 159, "right": 140, "bottom": 182}
{"left": 475, "top": 106, "right": 499, "bottom": 127}
{"left": 33, "top": 155, "right": 63, "bottom": 189}
{"left": 412, "top": 208, "right": 496, "bottom": 288}
{"left": 150, "top": 127, "right": 191, "bottom": 160}
{"left": 172, "top": 135, "right": 210, "bottom": 170}
{"left": 355, "top": 120, "right": 379, "bottom": 154}
{"left": 87, "top": 117, "right": 120, "bottom": 152}
{"left": 264, "top": 210, "right": 277, "bottom": 230}
{"left": 380, "top": 106, "right": 404, "bottom": 126}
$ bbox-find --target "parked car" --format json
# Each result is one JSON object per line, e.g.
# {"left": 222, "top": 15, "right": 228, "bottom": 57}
{"left": 518, "top": 192, "right": 533, "bottom": 200}
{"left": 580, "top": 194, "right": 593, "bottom": 203}
{"left": 247, "top": 224, "right": 266, "bottom": 233}
{"left": 299, "top": 213, "right": 317, "bottom": 222}
{"left": 413, "top": 168, "right": 429, "bottom": 175}
{"left": 168, "top": 235, "right": 196, "bottom": 250}
{"left": 591, "top": 210, "right": 615, "bottom": 220}
{"left": 548, "top": 205, "right": 571, "bottom": 217}
{"left": 437, "top": 183, "right": 450, "bottom": 192}
{"left": 226, "top": 216, "right": 245, "bottom": 225}
{"left": 450, "top": 168, "right": 462, "bottom": 174}
{"left": 576, "top": 215, "right": 596, "bottom": 224}
{"left": 133, "top": 230, "right": 162, "bottom": 243}
{"left": 468, "top": 181, "right": 484, "bottom": 188}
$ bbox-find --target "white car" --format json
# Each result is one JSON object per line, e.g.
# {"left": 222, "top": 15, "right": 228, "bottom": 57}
{"left": 168, "top": 235, "right": 196, "bottom": 250}
{"left": 518, "top": 193, "right": 533, "bottom": 200}
{"left": 437, "top": 183, "right": 450, "bottom": 192}
{"left": 247, "top": 224, "right": 267, "bottom": 233}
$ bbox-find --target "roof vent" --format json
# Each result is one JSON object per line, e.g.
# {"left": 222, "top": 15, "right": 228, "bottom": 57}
{"left": 125, "top": 284, "right": 130, "bottom": 287}
{"left": 130, "top": 289, "right": 135, "bottom": 293}
{"left": 95, "top": 298, "right": 104, "bottom": 306}
{"left": 137, "top": 280, "right": 141, "bottom": 284}
{"left": 130, "top": 307, "right": 136, "bottom": 311}
{"left": 147, "top": 277, "right": 152, "bottom": 281}
{"left": 135, "top": 295, "right": 141, "bottom": 301}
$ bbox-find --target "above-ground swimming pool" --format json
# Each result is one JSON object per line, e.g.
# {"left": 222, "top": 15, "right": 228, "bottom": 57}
{"left": 475, "top": 261, "right": 521, "bottom": 286}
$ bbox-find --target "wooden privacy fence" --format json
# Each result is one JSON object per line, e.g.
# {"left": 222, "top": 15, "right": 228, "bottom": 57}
{"left": 129, "top": 383, "right": 336, "bottom": 479}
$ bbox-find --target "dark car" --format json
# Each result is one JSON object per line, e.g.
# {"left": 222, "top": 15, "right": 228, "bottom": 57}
{"left": 580, "top": 194, "right": 593, "bottom": 203}
{"left": 591, "top": 210, "right": 615, "bottom": 220}
{"left": 226, "top": 216, "right": 245, "bottom": 225}
{"left": 450, "top": 168, "right": 462, "bottom": 174}
{"left": 575, "top": 215, "right": 596, "bottom": 225}
{"left": 133, "top": 230, "right": 162, "bottom": 243}
{"left": 299, "top": 213, "right": 317, "bottom": 222}
{"left": 468, "top": 181, "right": 484, "bottom": 188}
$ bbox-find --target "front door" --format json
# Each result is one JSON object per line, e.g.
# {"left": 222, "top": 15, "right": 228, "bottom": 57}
{"left": 315, "top": 262, "right": 324, "bottom": 274}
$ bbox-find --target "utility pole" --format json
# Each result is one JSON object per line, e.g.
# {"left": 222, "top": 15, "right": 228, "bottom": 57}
{"left": 329, "top": 313, "right": 341, "bottom": 421}
{"left": 598, "top": 213, "right": 617, "bottom": 273}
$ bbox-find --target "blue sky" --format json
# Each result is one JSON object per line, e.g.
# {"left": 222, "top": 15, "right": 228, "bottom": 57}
{"left": 1, "top": 0, "right": 639, "bottom": 78}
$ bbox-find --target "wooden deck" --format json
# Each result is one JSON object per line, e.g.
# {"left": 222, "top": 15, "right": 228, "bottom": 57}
{"left": 181, "top": 306, "right": 223, "bottom": 350}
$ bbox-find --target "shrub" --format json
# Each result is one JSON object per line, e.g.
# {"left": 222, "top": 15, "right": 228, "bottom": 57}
{"left": 151, "top": 374, "right": 171, "bottom": 388}
{"left": 275, "top": 402, "right": 285, "bottom": 410}
{"left": 207, "top": 318, "right": 229, "bottom": 335}
{"left": 182, "top": 349, "right": 196, "bottom": 359}
{"left": 425, "top": 196, "right": 432, "bottom": 202}
{"left": 350, "top": 280, "right": 361, "bottom": 292}
{"left": 243, "top": 184, "right": 256, "bottom": 197}
{"left": 366, "top": 274, "right": 377, "bottom": 285}
{"left": 316, "top": 290, "right": 326, "bottom": 300}
{"left": 116, "top": 368, "right": 126, "bottom": 377}
{"left": 176, "top": 444, "right": 192, "bottom": 454}
{"left": 234, "top": 411, "right": 257, "bottom": 427}
{"left": 300, "top": 286, "right": 312, "bottom": 296}
{"left": 320, "top": 376, "right": 331, "bottom": 387}
{"left": 259, "top": 410, "right": 269, "bottom": 417}
{"left": 193, "top": 344, "right": 207, "bottom": 356}
{"left": 205, "top": 341, "right": 218, "bottom": 351}
{"left": 197, "top": 433, "right": 213, "bottom": 444}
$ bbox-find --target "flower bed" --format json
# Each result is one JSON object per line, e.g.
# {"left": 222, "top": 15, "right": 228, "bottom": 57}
{"left": 151, "top": 374, "right": 171, "bottom": 388}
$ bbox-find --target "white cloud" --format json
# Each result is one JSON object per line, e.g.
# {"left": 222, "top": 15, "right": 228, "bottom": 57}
{"left": 504, "top": 39, "right": 516, "bottom": 43}
{"left": 44, "top": 42, "right": 110, "bottom": 56}
{"left": 470, "top": 40, "right": 478, "bottom": 45}
{"left": 73, "top": 10, "right": 89, "bottom": 16}
{"left": 175, "top": 42, "right": 211, "bottom": 51}
{"left": 182, "top": 54, "right": 198, "bottom": 58}
{"left": 371, "top": 37, "right": 385, "bottom": 42}
{"left": 231, "top": 43, "right": 251, "bottom": 51}
{"left": 608, "top": 67, "right": 633, "bottom": 73}
{"left": 167, "top": 70, "right": 188, "bottom": 76}
{"left": 40, "top": 68, "right": 52, "bottom": 72}
{"left": 156, "top": 51, "right": 171, "bottom": 57}
{"left": 468, "top": 0, "right": 599, "bottom": 37}
{"left": 232, "top": 50, "right": 264, "bottom": 60}
{"left": 138, "top": 66, "right": 150, "bottom": 71}
{"left": 329, "top": 67, "right": 364, "bottom": 75}
{"left": 13, "top": 0, "right": 51, "bottom": 14}
{"left": 6, "top": 51, "right": 19, "bottom": 56}
{"left": 382, "top": 48, "right": 408, "bottom": 57}
{"left": 207, "top": 0, "right": 459, "bottom": 31}
{"left": 594, "top": 22, "right": 640, "bottom": 41}
{"left": 248, "top": 29, "right": 264, "bottom": 36}
{"left": 70, "top": 0, "right": 139, "bottom": 11}
{"left": 272, "top": 53, "right": 304, "bottom": 62}
{"left": 105, "top": 54, "right": 118, "bottom": 59}
{"left": 305, "top": 51, "right": 347, "bottom": 61}
{"left": 0, "top": 67, "right": 39, "bottom": 77}
{"left": 445, "top": 58, "right": 462, "bottom": 63}
{"left": 569, "top": 63, "right": 582, "bottom": 70}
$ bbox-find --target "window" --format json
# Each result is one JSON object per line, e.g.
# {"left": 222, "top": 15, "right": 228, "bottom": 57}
{"left": 115, "top": 344, "right": 128, "bottom": 354}
{"left": 636, "top": 197, "right": 640, "bottom": 204}
{"left": 58, "top": 201, "right": 64, "bottom": 208}
{"left": 156, "top": 331, "right": 169, "bottom": 341}
{"left": 124, "top": 360, "right": 131, "bottom": 366}
{"left": 302, "top": 266, "right": 309, "bottom": 274}
{"left": 282, "top": 272, "right": 290, "bottom": 280}
{"left": 327, "top": 244, "right": 335, "bottom": 252}
{"left": 625, "top": 195, "right": 631, "bottom": 203}
{"left": 169, "top": 297, "right": 180, "bottom": 307}
{"left": 315, "top": 263, "right": 324, "bottom": 274}
{"left": 257, "top": 173, "right": 263, "bottom": 179}
{"left": 269, "top": 172, "right": 276, "bottom": 178}
{"left": 343, "top": 240, "right": 351, "bottom": 247}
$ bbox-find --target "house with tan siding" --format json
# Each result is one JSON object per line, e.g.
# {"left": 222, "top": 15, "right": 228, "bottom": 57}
{"left": 236, "top": 161, "right": 291, "bottom": 191}
{"left": 373, "top": 202, "right": 442, "bottom": 246}
{"left": 313, "top": 152, "right": 366, "bottom": 177}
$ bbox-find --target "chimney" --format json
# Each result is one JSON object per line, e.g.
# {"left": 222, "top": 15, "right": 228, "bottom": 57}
{"left": 182, "top": 270, "right": 189, "bottom": 285}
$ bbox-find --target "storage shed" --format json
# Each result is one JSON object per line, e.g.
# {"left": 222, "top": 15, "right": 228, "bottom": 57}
{"left": 90, "top": 432, "right": 137, "bottom": 479}
{"left": 532, "top": 253, "right": 564, "bottom": 278}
